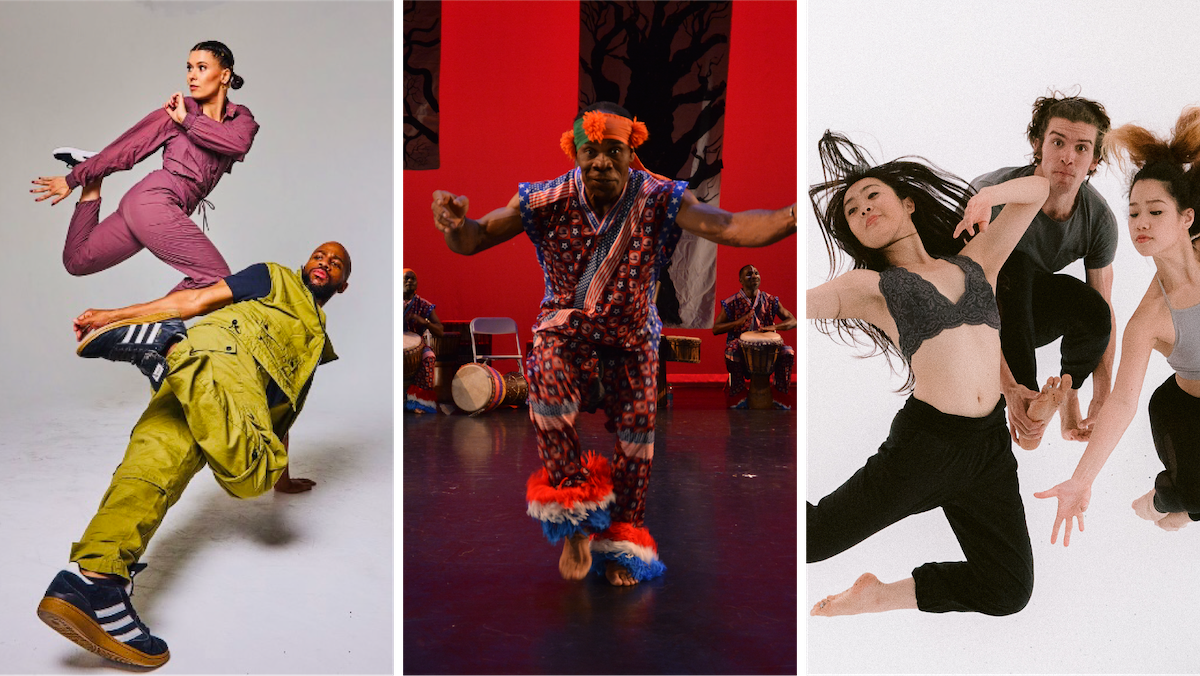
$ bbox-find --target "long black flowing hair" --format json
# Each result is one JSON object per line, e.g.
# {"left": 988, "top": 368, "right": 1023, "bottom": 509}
{"left": 808, "top": 131, "right": 976, "bottom": 391}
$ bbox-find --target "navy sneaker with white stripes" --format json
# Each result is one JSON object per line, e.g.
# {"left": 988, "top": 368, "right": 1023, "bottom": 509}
{"left": 37, "top": 564, "right": 169, "bottom": 668}
{"left": 76, "top": 312, "right": 186, "bottom": 390}
{"left": 52, "top": 147, "right": 97, "bottom": 168}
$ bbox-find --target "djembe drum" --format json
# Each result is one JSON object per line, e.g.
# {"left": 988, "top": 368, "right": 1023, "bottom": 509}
{"left": 403, "top": 332, "right": 423, "bottom": 381}
{"left": 430, "top": 331, "right": 462, "bottom": 404}
{"left": 739, "top": 330, "right": 782, "bottom": 410}
{"left": 658, "top": 335, "right": 702, "bottom": 404}
{"left": 452, "top": 363, "right": 528, "bottom": 415}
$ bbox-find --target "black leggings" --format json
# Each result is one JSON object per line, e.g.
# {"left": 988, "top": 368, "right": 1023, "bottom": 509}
{"left": 1149, "top": 375, "right": 1200, "bottom": 520}
{"left": 996, "top": 251, "right": 1111, "bottom": 391}
{"left": 807, "top": 397, "right": 1034, "bottom": 616}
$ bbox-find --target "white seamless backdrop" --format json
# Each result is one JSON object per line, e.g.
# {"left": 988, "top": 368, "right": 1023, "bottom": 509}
{"left": 807, "top": 1, "right": 1200, "bottom": 673}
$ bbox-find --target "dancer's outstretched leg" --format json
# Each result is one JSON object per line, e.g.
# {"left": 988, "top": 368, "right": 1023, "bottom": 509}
{"left": 810, "top": 574, "right": 916, "bottom": 616}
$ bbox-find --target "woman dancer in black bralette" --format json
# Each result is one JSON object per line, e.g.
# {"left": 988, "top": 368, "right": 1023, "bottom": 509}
{"left": 806, "top": 132, "right": 1051, "bottom": 616}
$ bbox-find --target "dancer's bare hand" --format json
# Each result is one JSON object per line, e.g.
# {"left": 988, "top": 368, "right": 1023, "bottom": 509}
{"left": 954, "top": 192, "right": 994, "bottom": 238}
{"left": 73, "top": 309, "right": 117, "bottom": 341}
{"left": 31, "top": 176, "right": 72, "bottom": 205}
{"left": 1034, "top": 478, "right": 1091, "bottom": 546}
{"left": 1002, "top": 381, "right": 1048, "bottom": 443}
{"left": 431, "top": 191, "right": 469, "bottom": 233}
{"left": 165, "top": 92, "right": 187, "bottom": 124}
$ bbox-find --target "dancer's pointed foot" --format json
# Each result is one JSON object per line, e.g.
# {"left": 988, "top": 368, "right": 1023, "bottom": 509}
{"left": 1057, "top": 377, "right": 1095, "bottom": 442}
{"left": 1157, "top": 511, "right": 1192, "bottom": 531}
{"left": 811, "top": 573, "right": 885, "bottom": 616}
{"left": 605, "top": 561, "right": 637, "bottom": 586}
{"left": 1016, "top": 376, "right": 1069, "bottom": 450}
{"left": 559, "top": 533, "right": 591, "bottom": 580}
{"left": 1133, "top": 489, "right": 1169, "bottom": 522}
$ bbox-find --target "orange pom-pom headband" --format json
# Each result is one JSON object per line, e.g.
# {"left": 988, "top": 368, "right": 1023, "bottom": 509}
{"left": 559, "top": 111, "right": 650, "bottom": 160}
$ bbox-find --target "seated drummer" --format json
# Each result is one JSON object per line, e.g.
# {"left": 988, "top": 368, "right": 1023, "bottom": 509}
{"left": 403, "top": 268, "right": 443, "bottom": 412}
{"left": 712, "top": 264, "right": 797, "bottom": 402}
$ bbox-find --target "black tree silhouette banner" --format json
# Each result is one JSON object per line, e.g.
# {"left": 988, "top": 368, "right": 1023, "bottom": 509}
{"left": 579, "top": 1, "right": 730, "bottom": 329}
{"left": 404, "top": 0, "right": 441, "bottom": 171}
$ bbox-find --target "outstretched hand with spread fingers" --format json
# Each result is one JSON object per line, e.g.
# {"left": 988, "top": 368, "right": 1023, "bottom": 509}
{"left": 1034, "top": 477, "right": 1091, "bottom": 546}
{"left": 31, "top": 176, "right": 72, "bottom": 206}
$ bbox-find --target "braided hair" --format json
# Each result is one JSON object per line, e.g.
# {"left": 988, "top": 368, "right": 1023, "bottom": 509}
{"left": 191, "top": 40, "right": 244, "bottom": 90}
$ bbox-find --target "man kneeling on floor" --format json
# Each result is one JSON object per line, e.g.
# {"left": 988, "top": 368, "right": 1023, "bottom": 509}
{"left": 36, "top": 241, "right": 350, "bottom": 668}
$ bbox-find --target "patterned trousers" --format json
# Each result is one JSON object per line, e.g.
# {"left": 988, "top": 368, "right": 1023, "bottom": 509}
{"left": 526, "top": 332, "right": 655, "bottom": 527}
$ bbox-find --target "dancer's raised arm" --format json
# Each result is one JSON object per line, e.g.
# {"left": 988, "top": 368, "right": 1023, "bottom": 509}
{"left": 1033, "top": 283, "right": 1161, "bottom": 545}
{"left": 955, "top": 175, "right": 1050, "bottom": 283}
{"left": 431, "top": 190, "right": 524, "bottom": 255}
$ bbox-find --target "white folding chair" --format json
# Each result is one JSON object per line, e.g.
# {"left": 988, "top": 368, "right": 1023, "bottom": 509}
{"left": 469, "top": 317, "right": 525, "bottom": 376}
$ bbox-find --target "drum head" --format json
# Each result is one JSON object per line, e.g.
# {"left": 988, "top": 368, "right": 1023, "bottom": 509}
{"left": 452, "top": 363, "right": 498, "bottom": 412}
{"left": 741, "top": 330, "right": 782, "bottom": 344}
{"left": 404, "top": 331, "right": 423, "bottom": 351}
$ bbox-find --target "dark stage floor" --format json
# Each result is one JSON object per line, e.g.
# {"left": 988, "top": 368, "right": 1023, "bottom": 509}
{"left": 402, "top": 404, "right": 797, "bottom": 675}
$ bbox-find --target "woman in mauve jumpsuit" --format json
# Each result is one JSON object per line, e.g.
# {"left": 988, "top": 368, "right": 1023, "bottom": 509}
{"left": 32, "top": 41, "right": 259, "bottom": 292}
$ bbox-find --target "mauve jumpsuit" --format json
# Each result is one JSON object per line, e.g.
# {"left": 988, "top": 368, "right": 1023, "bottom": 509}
{"left": 63, "top": 96, "right": 259, "bottom": 292}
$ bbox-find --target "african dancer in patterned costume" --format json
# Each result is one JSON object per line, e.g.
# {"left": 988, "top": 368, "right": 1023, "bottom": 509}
{"left": 713, "top": 264, "right": 798, "bottom": 400}
{"left": 431, "top": 102, "right": 796, "bottom": 586}
{"left": 402, "top": 268, "right": 442, "bottom": 391}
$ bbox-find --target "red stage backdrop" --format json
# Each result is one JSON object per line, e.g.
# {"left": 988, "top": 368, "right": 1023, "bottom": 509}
{"left": 401, "top": 0, "right": 796, "bottom": 378}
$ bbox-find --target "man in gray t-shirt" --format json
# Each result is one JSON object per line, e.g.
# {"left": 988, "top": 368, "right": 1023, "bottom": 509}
{"left": 972, "top": 94, "right": 1118, "bottom": 450}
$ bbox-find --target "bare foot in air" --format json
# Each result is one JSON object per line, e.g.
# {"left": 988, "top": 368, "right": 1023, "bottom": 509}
{"left": 1018, "top": 376, "right": 1070, "bottom": 450}
{"left": 811, "top": 573, "right": 882, "bottom": 616}
{"left": 1058, "top": 379, "right": 1094, "bottom": 442}
{"left": 605, "top": 561, "right": 637, "bottom": 586}
{"left": 1157, "top": 511, "right": 1192, "bottom": 531}
{"left": 559, "top": 533, "right": 591, "bottom": 580}
{"left": 1132, "top": 489, "right": 1168, "bottom": 522}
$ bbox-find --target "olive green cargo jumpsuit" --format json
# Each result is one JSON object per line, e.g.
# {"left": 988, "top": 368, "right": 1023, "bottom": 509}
{"left": 69, "top": 264, "right": 337, "bottom": 578}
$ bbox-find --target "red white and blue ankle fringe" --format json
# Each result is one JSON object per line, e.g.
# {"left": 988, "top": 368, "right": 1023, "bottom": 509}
{"left": 405, "top": 386, "right": 436, "bottom": 414}
{"left": 526, "top": 451, "right": 614, "bottom": 544}
{"left": 589, "top": 522, "right": 667, "bottom": 582}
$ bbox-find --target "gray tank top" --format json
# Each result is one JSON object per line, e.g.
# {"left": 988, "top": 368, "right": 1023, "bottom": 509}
{"left": 878, "top": 255, "right": 1001, "bottom": 364}
{"left": 1158, "top": 278, "right": 1200, "bottom": 379}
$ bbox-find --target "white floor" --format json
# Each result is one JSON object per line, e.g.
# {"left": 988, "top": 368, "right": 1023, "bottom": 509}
{"left": 0, "top": 387, "right": 393, "bottom": 674}
{"left": 806, "top": 333, "right": 1200, "bottom": 674}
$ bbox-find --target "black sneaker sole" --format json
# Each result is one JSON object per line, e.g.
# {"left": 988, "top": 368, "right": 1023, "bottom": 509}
{"left": 76, "top": 311, "right": 182, "bottom": 357}
{"left": 37, "top": 596, "right": 170, "bottom": 668}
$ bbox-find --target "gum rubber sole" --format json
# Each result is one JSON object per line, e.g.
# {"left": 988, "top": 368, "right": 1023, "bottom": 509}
{"left": 37, "top": 596, "right": 169, "bottom": 668}
{"left": 76, "top": 311, "right": 182, "bottom": 357}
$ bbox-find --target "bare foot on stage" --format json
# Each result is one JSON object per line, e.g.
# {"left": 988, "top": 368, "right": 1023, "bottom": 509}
{"left": 1017, "top": 375, "right": 1069, "bottom": 451}
{"left": 1157, "top": 511, "right": 1192, "bottom": 531}
{"left": 605, "top": 561, "right": 637, "bottom": 586}
{"left": 1132, "top": 489, "right": 1168, "bottom": 522}
{"left": 559, "top": 533, "right": 591, "bottom": 580}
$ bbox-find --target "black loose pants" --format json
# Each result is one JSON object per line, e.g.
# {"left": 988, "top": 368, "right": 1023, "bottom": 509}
{"left": 1149, "top": 375, "right": 1200, "bottom": 520}
{"left": 996, "top": 251, "right": 1111, "bottom": 391}
{"left": 807, "top": 397, "right": 1035, "bottom": 616}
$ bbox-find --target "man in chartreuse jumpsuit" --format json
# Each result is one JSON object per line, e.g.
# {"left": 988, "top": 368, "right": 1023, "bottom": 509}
{"left": 36, "top": 241, "right": 351, "bottom": 668}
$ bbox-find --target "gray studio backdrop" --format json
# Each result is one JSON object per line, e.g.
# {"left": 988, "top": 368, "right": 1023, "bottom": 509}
{"left": 0, "top": 1, "right": 392, "bottom": 416}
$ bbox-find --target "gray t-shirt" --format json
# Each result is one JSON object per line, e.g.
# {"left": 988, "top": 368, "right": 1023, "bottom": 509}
{"left": 971, "top": 165, "right": 1118, "bottom": 273}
